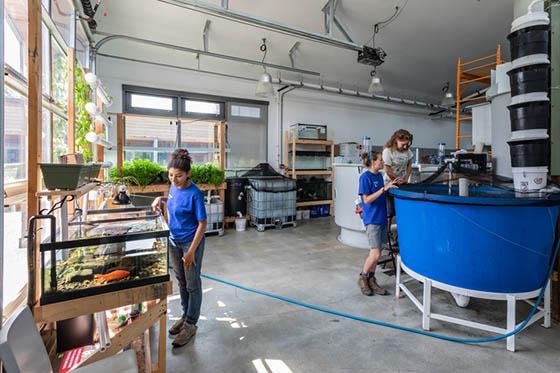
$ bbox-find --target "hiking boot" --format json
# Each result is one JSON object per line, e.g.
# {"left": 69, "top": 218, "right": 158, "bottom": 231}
{"left": 358, "top": 274, "right": 373, "bottom": 296}
{"left": 368, "top": 275, "right": 389, "bottom": 296}
{"left": 168, "top": 316, "right": 185, "bottom": 335}
{"left": 172, "top": 322, "right": 197, "bottom": 347}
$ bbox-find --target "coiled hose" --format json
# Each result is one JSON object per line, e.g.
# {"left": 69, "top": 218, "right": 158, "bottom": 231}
{"left": 201, "top": 236, "right": 559, "bottom": 345}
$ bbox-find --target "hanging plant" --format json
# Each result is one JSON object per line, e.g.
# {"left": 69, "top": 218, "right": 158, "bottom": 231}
{"left": 75, "top": 64, "right": 94, "bottom": 162}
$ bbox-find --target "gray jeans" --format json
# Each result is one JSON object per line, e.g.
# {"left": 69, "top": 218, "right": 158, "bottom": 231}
{"left": 169, "top": 238, "right": 205, "bottom": 325}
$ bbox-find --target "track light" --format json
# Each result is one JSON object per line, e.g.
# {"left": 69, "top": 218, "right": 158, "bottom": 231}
{"left": 368, "top": 69, "right": 384, "bottom": 94}
{"left": 441, "top": 82, "right": 455, "bottom": 107}
{"left": 85, "top": 102, "right": 113, "bottom": 127}
{"left": 255, "top": 38, "right": 274, "bottom": 97}
{"left": 85, "top": 132, "right": 114, "bottom": 149}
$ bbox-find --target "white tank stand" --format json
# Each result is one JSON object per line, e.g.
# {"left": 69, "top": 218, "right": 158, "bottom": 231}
{"left": 395, "top": 255, "right": 551, "bottom": 352}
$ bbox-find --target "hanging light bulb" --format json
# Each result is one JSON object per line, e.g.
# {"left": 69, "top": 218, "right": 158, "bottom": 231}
{"left": 84, "top": 72, "right": 97, "bottom": 86}
{"left": 255, "top": 38, "right": 274, "bottom": 97}
{"left": 441, "top": 81, "right": 455, "bottom": 107}
{"left": 368, "top": 69, "right": 384, "bottom": 94}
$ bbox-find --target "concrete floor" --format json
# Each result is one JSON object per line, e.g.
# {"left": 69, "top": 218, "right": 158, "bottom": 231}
{"left": 155, "top": 218, "right": 560, "bottom": 373}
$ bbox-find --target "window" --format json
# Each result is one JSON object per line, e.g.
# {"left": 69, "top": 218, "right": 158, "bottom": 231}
{"left": 124, "top": 116, "right": 177, "bottom": 166}
{"left": 180, "top": 120, "right": 215, "bottom": 164}
{"left": 227, "top": 102, "right": 268, "bottom": 168}
{"left": 2, "top": 200, "right": 28, "bottom": 310}
{"left": 231, "top": 104, "right": 261, "bottom": 118}
{"left": 3, "top": 0, "right": 28, "bottom": 77}
{"left": 51, "top": 38, "right": 68, "bottom": 109}
{"left": 42, "top": 111, "right": 52, "bottom": 163}
{"left": 42, "top": 22, "right": 51, "bottom": 95}
{"left": 181, "top": 98, "right": 224, "bottom": 120}
{"left": 53, "top": 114, "right": 68, "bottom": 161}
{"left": 76, "top": 21, "right": 89, "bottom": 68}
{"left": 3, "top": 87, "right": 27, "bottom": 183}
{"left": 50, "top": 0, "right": 74, "bottom": 48}
{"left": 131, "top": 94, "right": 174, "bottom": 111}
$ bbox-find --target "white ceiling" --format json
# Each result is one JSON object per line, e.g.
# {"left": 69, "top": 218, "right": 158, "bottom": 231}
{"left": 93, "top": 0, "right": 515, "bottom": 103}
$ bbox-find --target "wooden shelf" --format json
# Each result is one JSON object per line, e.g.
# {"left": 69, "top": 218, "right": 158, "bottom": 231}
{"left": 128, "top": 182, "right": 227, "bottom": 194}
{"left": 287, "top": 170, "right": 332, "bottom": 176}
{"left": 297, "top": 200, "right": 333, "bottom": 207}
{"left": 292, "top": 139, "right": 333, "bottom": 145}
{"left": 36, "top": 182, "right": 99, "bottom": 198}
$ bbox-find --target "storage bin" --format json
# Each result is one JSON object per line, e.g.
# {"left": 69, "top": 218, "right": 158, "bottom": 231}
{"left": 290, "top": 123, "right": 327, "bottom": 140}
{"left": 507, "top": 100, "right": 549, "bottom": 132}
{"left": 288, "top": 151, "right": 331, "bottom": 170}
{"left": 310, "top": 204, "right": 330, "bottom": 218}
{"left": 507, "top": 64, "right": 549, "bottom": 97}
{"left": 247, "top": 177, "right": 297, "bottom": 231}
{"left": 297, "top": 178, "right": 332, "bottom": 202}
{"left": 507, "top": 137, "right": 549, "bottom": 167}
{"left": 507, "top": 25, "right": 549, "bottom": 60}
{"left": 40, "top": 163, "right": 92, "bottom": 190}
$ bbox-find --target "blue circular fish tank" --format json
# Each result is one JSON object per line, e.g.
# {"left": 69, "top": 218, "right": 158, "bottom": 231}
{"left": 390, "top": 184, "right": 560, "bottom": 294}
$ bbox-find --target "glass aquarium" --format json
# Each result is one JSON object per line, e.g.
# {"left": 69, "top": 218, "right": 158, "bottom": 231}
{"left": 40, "top": 207, "right": 170, "bottom": 305}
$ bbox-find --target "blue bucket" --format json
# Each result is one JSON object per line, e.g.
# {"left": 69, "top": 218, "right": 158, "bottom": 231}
{"left": 390, "top": 185, "right": 560, "bottom": 293}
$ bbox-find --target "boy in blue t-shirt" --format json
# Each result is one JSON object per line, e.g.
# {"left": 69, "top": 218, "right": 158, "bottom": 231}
{"left": 152, "top": 149, "right": 207, "bottom": 348}
{"left": 357, "top": 151, "right": 397, "bottom": 296}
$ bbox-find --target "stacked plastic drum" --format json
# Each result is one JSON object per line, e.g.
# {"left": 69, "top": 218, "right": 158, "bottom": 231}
{"left": 506, "top": 2, "right": 550, "bottom": 194}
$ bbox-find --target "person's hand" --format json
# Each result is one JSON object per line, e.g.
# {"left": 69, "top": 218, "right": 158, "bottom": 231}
{"left": 394, "top": 177, "right": 406, "bottom": 184}
{"left": 383, "top": 181, "right": 399, "bottom": 192}
{"left": 151, "top": 197, "right": 162, "bottom": 212}
{"left": 182, "top": 251, "right": 196, "bottom": 269}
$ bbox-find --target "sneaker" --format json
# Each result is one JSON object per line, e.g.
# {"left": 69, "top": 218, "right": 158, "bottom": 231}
{"left": 168, "top": 316, "right": 185, "bottom": 335}
{"left": 368, "top": 275, "right": 389, "bottom": 295}
{"left": 358, "top": 274, "right": 373, "bottom": 296}
{"left": 172, "top": 322, "right": 197, "bottom": 347}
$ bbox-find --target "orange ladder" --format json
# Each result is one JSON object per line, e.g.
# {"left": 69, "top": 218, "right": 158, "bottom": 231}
{"left": 455, "top": 45, "right": 502, "bottom": 149}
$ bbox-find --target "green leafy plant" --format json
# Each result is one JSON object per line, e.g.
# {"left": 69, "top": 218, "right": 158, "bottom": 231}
{"left": 74, "top": 65, "right": 94, "bottom": 162}
{"left": 109, "top": 159, "right": 166, "bottom": 187}
{"left": 191, "top": 163, "right": 224, "bottom": 186}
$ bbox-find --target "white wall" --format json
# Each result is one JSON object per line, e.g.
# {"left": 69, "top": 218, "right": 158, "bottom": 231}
{"left": 98, "top": 56, "right": 456, "bottom": 169}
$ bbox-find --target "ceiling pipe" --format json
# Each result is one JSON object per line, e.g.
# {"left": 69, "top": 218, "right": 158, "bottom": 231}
{"left": 94, "top": 32, "right": 321, "bottom": 77}
{"left": 71, "top": 0, "right": 95, "bottom": 43}
{"left": 156, "top": 0, "right": 362, "bottom": 52}
{"left": 96, "top": 52, "right": 444, "bottom": 111}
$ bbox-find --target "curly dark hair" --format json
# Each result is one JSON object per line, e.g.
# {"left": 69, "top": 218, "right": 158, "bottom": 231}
{"left": 384, "top": 129, "right": 413, "bottom": 150}
{"left": 168, "top": 148, "right": 192, "bottom": 173}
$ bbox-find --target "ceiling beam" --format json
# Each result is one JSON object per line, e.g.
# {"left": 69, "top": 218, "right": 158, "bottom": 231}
{"left": 322, "top": 0, "right": 355, "bottom": 43}
{"left": 156, "top": 0, "right": 362, "bottom": 52}
{"left": 288, "top": 41, "right": 300, "bottom": 68}
{"left": 94, "top": 32, "right": 321, "bottom": 76}
{"left": 202, "top": 19, "right": 210, "bottom": 51}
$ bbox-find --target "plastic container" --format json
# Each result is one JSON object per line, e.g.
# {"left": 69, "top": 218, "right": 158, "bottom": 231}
{"left": 507, "top": 25, "right": 549, "bottom": 60}
{"left": 507, "top": 137, "right": 549, "bottom": 167}
{"left": 205, "top": 196, "right": 224, "bottom": 235}
{"left": 338, "top": 142, "right": 360, "bottom": 158}
{"left": 507, "top": 100, "right": 549, "bottom": 132}
{"left": 289, "top": 151, "right": 331, "bottom": 170}
{"left": 512, "top": 166, "right": 548, "bottom": 192}
{"left": 510, "top": 92, "right": 549, "bottom": 106}
{"left": 510, "top": 129, "right": 549, "bottom": 140}
{"left": 225, "top": 177, "right": 248, "bottom": 216}
{"left": 290, "top": 123, "right": 327, "bottom": 140}
{"left": 297, "top": 179, "right": 332, "bottom": 202}
{"left": 510, "top": 5, "right": 549, "bottom": 33}
{"left": 235, "top": 218, "right": 247, "bottom": 232}
{"left": 390, "top": 184, "right": 560, "bottom": 293}
{"left": 87, "top": 163, "right": 102, "bottom": 181}
{"left": 40, "top": 163, "right": 92, "bottom": 190}
{"left": 507, "top": 64, "right": 549, "bottom": 97}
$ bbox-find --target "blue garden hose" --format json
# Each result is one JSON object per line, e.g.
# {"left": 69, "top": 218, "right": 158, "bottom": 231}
{"left": 201, "top": 238, "right": 560, "bottom": 345}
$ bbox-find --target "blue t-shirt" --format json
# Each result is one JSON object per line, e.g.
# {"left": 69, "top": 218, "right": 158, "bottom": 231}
{"left": 167, "top": 182, "right": 207, "bottom": 243}
{"left": 358, "top": 170, "right": 387, "bottom": 225}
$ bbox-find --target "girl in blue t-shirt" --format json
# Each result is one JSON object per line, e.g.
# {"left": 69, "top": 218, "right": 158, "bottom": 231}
{"left": 152, "top": 148, "right": 207, "bottom": 348}
{"left": 357, "top": 151, "right": 397, "bottom": 296}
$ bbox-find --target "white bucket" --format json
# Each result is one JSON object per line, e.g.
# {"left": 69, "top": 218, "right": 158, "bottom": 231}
{"left": 235, "top": 218, "right": 247, "bottom": 232}
{"left": 512, "top": 166, "right": 548, "bottom": 192}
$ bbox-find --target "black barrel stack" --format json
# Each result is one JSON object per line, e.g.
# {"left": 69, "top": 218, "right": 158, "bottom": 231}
{"left": 506, "top": 3, "right": 550, "bottom": 192}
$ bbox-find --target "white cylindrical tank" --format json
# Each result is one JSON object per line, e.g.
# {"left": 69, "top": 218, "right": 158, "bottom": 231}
{"left": 334, "top": 163, "right": 369, "bottom": 249}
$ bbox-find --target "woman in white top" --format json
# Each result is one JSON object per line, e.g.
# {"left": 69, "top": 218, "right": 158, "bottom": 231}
{"left": 382, "top": 129, "right": 414, "bottom": 217}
